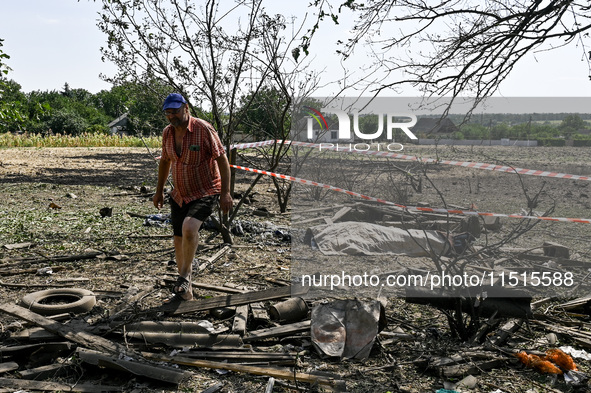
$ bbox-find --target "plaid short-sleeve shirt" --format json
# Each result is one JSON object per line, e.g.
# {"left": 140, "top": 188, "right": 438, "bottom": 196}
{"left": 161, "top": 117, "right": 226, "bottom": 206}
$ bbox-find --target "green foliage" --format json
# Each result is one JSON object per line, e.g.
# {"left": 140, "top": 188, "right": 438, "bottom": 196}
{"left": 459, "top": 123, "right": 486, "bottom": 139}
{"left": 97, "top": 0, "right": 298, "bottom": 147}
{"left": 458, "top": 119, "right": 572, "bottom": 141}
{"left": 0, "top": 75, "right": 166, "bottom": 136}
{"left": 0, "top": 36, "right": 164, "bottom": 137}
{"left": 0, "top": 38, "right": 9, "bottom": 77}
{"left": 45, "top": 109, "right": 90, "bottom": 135}
{"left": 123, "top": 80, "right": 170, "bottom": 136}
{"left": 538, "top": 137, "right": 566, "bottom": 147}
{"left": 561, "top": 114, "right": 585, "bottom": 130}
{"left": 573, "top": 139, "right": 591, "bottom": 146}
{"left": 0, "top": 40, "right": 28, "bottom": 133}
{"left": 451, "top": 131, "right": 464, "bottom": 140}
{"left": 237, "top": 87, "right": 291, "bottom": 140}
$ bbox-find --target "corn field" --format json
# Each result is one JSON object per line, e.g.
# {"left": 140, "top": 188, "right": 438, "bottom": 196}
{"left": 0, "top": 132, "right": 162, "bottom": 148}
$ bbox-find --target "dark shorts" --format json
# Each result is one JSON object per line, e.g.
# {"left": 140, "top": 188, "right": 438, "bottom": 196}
{"left": 170, "top": 195, "right": 219, "bottom": 237}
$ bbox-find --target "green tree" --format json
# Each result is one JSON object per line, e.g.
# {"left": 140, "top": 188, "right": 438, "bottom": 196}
{"left": 490, "top": 123, "right": 510, "bottom": 139}
{"left": 22, "top": 91, "right": 52, "bottom": 134}
{"left": 45, "top": 108, "right": 90, "bottom": 135}
{"left": 124, "top": 80, "right": 171, "bottom": 136}
{"left": 357, "top": 114, "right": 383, "bottom": 141}
{"left": 560, "top": 114, "right": 585, "bottom": 138}
{"left": 0, "top": 39, "right": 28, "bottom": 133}
{"left": 0, "top": 79, "right": 27, "bottom": 133}
{"left": 99, "top": 0, "right": 285, "bottom": 144}
{"left": 23, "top": 87, "right": 109, "bottom": 135}
{"left": 237, "top": 87, "right": 290, "bottom": 140}
{"left": 460, "top": 123, "right": 487, "bottom": 139}
{"left": 95, "top": 85, "right": 130, "bottom": 119}
{"left": 98, "top": 0, "right": 319, "bottom": 225}
{"left": 451, "top": 131, "right": 464, "bottom": 140}
{"left": 0, "top": 38, "right": 9, "bottom": 79}
{"left": 93, "top": 82, "right": 168, "bottom": 136}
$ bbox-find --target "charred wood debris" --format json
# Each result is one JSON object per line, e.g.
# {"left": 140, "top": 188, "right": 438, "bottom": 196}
{"left": 0, "top": 202, "right": 590, "bottom": 392}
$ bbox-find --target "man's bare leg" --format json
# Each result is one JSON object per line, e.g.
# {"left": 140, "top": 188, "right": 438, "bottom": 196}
{"left": 171, "top": 217, "right": 202, "bottom": 300}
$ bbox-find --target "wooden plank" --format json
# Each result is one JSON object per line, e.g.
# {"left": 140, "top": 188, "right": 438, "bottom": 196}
{"left": 3, "top": 252, "right": 102, "bottom": 266}
{"left": 0, "top": 342, "right": 76, "bottom": 356}
{"left": 163, "top": 278, "right": 247, "bottom": 294}
{"left": 10, "top": 327, "right": 61, "bottom": 341}
{"left": 223, "top": 282, "right": 249, "bottom": 292}
{"left": 263, "top": 277, "right": 290, "bottom": 286}
{"left": 123, "top": 321, "right": 215, "bottom": 333}
{"left": 0, "top": 266, "right": 66, "bottom": 276}
{"left": 233, "top": 305, "right": 249, "bottom": 335}
{"left": 177, "top": 351, "right": 297, "bottom": 362}
{"left": 298, "top": 204, "right": 345, "bottom": 215}
{"left": 159, "top": 285, "right": 308, "bottom": 316}
{"left": 331, "top": 206, "right": 352, "bottom": 222}
{"left": 515, "top": 253, "right": 590, "bottom": 267}
{"left": 199, "top": 245, "right": 231, "bottom": 271}
{"left": 77, "top": 348, "right": 191, "bottom": 385}
{"left": 0, "top": 378, "right": 123, "bottom": 392}
{"left": 0, "top": 363, "right": 18, "bottom": 374}
{"left": 557, "top": 296, "right": 591, "bottom": 311}
{"left": 17, "top": 363, "right": 72, "bottom": 380}
{"left": 292, "top": 216, "right": 326, "bottom": 226}
{"left": 194, "top": 282, "right": 246, "bottom": 294}
{"left": 533, "top": 320, "right": 591, "bottom": 349}
{"left": 2, "top": 242, "right": 35, "bottom": 250}
{"left": 243, "top": 321, "right": 311, "bottom": 342}
{"left": 0, "top": 303, "right": 136, "bottom": 357}
{"left": 0, "top": 280, "right": 75, "bottom": 289}
{"left": 141, "top": 352, "right": 346, "bottom": 390}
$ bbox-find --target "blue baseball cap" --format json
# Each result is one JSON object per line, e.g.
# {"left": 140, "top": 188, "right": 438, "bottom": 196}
{"left": 163, "top": 93, "right": 187, "bottom": 110}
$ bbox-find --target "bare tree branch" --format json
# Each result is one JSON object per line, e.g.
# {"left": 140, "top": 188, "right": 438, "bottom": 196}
{"left": 300, "top": 0, "right": 591, "bottom": 115}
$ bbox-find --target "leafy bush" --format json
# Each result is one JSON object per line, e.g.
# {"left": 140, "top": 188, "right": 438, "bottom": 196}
{"left": 572, "top": 139, "right": 591, "bottom": 147}
{"left": 537, "top": 137, "right": 565, "bottom": 146}
{"left": 44, "top": 109, "right": 90, "bottom": 135}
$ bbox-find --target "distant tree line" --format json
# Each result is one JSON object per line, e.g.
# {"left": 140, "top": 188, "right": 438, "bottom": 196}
{"left": 0, "top": 77, "right": 172, "bottom": 136}
{"left": 2, "top": 69, "right": 590, "bottom": 144}
{"left": 0, "top": 32, "right": 294, "bottom": 145}
{"left": 351, "top": 113, "right": 591, "bottom": 143}
{"left": 0, "top": 77, "right": 293, "bottom": 140}
{"left": 454, "top": 114, "right": 590, "bottom": 141}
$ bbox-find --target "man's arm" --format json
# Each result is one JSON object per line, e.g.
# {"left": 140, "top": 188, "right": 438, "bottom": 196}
{"left": 153, "top": 157, "right": 172, "bottom": 209}
{"left": 215, "top": 154, "right": 233, "bottom": 215}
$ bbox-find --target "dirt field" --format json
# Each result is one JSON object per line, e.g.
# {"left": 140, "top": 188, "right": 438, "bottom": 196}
{"left": 0, "top": 145, "right": 590, "bottom": 392}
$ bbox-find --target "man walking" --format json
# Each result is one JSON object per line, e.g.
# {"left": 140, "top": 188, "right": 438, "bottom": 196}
{"left": 153, "top": 93, "right": 232, "bottom": 302}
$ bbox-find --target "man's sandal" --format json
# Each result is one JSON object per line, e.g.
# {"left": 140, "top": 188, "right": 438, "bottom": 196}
{"left": 163, "top": 275, "right": 193, "bottom": 303}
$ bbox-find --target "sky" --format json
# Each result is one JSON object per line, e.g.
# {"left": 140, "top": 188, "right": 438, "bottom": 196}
{"left": 1, "top": 0, "right": 591, "bottom": 98}
{"left": 1, "top": 0, "right": 117, "bottom": 94}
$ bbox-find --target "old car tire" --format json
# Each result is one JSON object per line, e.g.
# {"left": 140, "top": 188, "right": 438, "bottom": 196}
{"left": 20, "top": 288, "right": 96, "bottom": 316}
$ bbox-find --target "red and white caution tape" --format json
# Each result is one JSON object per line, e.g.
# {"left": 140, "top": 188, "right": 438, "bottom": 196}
{"left": 231, "top": 164, "right": 591, "bottom": 224}
{"left": 232, "top": 139, "right": 591, "bottom": 182}
{"left": 231, "top": 164, "right": 405, "bottom": 208}
{"left": 287, "top": 140, "right": 591, "bottom": 181}
{"left": 229, "top": 140, "right": 277, "bottom": 150}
